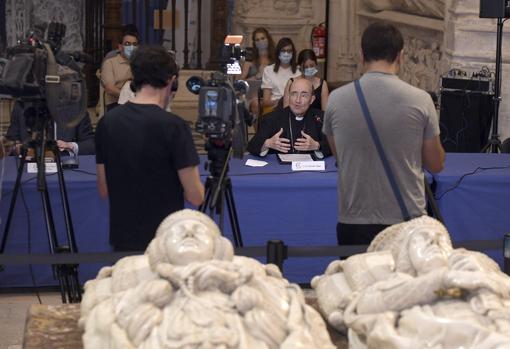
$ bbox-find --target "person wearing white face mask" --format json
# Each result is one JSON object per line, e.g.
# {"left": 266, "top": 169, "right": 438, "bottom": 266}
{"left": 261, "top": 37, "right": 301, "bottom": 115}
{"left": 101, "top": 26, "right": 139, "bottom": 112}
{"left": 283, "top": 49, "right": 329, "bottom": 111}
{"left": 240, "top": 27, "right": 275, "bottom": 81}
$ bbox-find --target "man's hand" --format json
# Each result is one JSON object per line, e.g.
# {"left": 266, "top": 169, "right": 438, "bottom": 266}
{"left": 294, "top": 130, "right": 319, "bottom": 151}
{"left": 263, "top": 128, "right": 291, "bottom": 153}
{"left": 57, "top": 140, "right": 74, "bottom": 153}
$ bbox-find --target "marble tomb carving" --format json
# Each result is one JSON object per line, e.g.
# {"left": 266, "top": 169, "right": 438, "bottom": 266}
{"left": 79, "top": 209, "right": 335, "bottom": 349}
{"left": 312, "top": 216, "right": 510, "bottom": 349}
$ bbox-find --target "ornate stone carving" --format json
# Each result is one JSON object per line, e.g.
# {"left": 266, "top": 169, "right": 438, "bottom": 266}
{"left": 5, "top": 0, "right": 84, "bottom": 51}
{"left": 362, "top": 0, "right": 445, "bottom": 19}
{"left": 232, "top": 0, "right": 316, "bottom": 56}
{"left": 400, "top": 37, "right": 443, "bottom": 91}
{"left": 80, "top": 209, "right": 335, "bottom": 349}
{"left": 312, "top": 216, "right": 510, "bottom": 349}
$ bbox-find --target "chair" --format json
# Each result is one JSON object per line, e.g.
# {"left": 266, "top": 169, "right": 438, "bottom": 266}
{"left": 502, "top": 137, "right": 510, "bottom": 153}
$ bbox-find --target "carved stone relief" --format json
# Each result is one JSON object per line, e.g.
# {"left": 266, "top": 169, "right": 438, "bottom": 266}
{"left": 5, "top": 0, "right": 31, "bottom": 47}
{"left": 5, "top": 0, "right": 84, "bottom": 51}
{"left": 232, "top": 0, "right": 318, "bottom": 55}
{"left": 362, "top": 0, "right": 446, "bottom": 19}
{"left": 400, "top": 33, "right": 443, "bottom": 91}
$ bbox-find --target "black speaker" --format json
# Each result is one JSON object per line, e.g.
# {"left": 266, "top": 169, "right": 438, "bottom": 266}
{"left": 480, "top": 0, "right": 510, "bottom": 18}
{"left": 439, "top": 90, "right": 493, "bottom": 152}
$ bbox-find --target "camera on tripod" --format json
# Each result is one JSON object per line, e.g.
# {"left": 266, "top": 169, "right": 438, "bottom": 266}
{"left": 0, "top": 21, "right": 89, "bottom": 129}
{"left": 0, "top": 21, "right": 88, "bottom": 303}
{"left": 186, "top": 34, "right": 255, "bottom": 158}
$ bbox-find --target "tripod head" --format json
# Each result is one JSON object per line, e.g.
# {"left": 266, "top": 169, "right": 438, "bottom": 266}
{"left": 204, "top": 138, "right": 232, "bottom": 179}
{"left": 23, "top": 100, "right": 55, "bottom": 144}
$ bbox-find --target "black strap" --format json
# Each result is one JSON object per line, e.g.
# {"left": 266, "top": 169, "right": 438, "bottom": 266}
{"left": 354, "top": 79, "right": 411, "bottom": 221}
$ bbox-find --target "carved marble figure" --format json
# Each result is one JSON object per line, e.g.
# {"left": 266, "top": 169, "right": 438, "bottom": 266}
{"left": 80, "top": 209, "right": 335, "bottom": 349}
{"left": 363, "top": 0, "right": 445, "bottom": 19}
{"left": 312, "top": 216, "right": 510, "bottom": 349}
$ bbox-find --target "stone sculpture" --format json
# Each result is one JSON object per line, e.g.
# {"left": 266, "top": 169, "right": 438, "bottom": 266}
{"left": 312, "top": 216, "right": 510, "bottom": 349}
{"left": 363, "top": 0, "right": 445, "bottom": 19}
{"left": 80, "top": 209, "right": 335, "bottom": 349}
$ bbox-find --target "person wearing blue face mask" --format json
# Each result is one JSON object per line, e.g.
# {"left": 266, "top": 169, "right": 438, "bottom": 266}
{"left": 101, "top": 26, "right": 139, "bottom": 112}
{"left": 261, "top": 37, "right": 301, "bottom": 115}
{"left": 283, "top": 49, "right": 329, "bottom": 111}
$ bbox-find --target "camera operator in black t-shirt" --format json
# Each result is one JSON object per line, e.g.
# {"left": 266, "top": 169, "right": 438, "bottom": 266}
{"left": 95, "top": 45, "right": 204, "bottom": 251}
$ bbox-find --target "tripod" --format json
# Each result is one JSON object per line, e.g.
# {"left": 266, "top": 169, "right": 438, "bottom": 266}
{"left": 199, "top": 141, "right": 243, "bottom": 247}
{"left": 0, "top": 113, "right": 81, "bottom": 303}
{"left": 482, "top": 17, "right": 505, "bottom": 153}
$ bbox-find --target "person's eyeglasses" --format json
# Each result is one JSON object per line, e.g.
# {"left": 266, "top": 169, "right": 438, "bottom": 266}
{"left": 290, "top": 91, "right": 311, "bottom": 99}
{"left": 280, "top": 49, "right": 293, "bottom": 54}
{"left": 123, "top": 41, "right": 139, "bottom": 46}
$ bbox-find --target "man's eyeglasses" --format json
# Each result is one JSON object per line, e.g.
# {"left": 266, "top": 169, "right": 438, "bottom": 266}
{"left": 123, "top": 41, "right": 139, "bottom": 46}
{"left": 289, "top": 91, "right": 311, "bottom": 99}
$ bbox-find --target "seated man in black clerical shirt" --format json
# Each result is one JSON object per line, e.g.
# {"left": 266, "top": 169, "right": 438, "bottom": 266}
{"left": 247, "top": 77, "right": 331, "bottom": 158}
{"left": 6, "top": 100, "right": 95, "bottom": 155}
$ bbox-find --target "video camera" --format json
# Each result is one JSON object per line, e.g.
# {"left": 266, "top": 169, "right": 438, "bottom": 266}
{"left": 0, "top": 21, "right": 89, "bottom": 128}
{"left": 186, "top": 35, "right": 254, "bottom": 160}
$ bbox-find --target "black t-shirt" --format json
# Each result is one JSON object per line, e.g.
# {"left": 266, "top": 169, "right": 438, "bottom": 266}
{"left": 95, "top": 102, "right": 200, "bottom": 250}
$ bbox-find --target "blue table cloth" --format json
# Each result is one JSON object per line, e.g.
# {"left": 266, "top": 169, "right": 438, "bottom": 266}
{"left": 1, "top": 153, "right": 509, "bottom": 287}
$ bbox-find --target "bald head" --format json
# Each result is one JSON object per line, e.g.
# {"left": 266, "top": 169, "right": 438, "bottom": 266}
{"left": 289, "top": 77, "right": 315, "bottom": 116}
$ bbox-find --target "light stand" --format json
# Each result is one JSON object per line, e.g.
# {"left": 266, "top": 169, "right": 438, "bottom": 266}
{"left": 482, "top": 17, "right": 506, "bottom": 153}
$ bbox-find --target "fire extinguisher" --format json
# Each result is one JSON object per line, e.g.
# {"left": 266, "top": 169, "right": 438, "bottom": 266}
{"left": 311, "top": 23, "right": 326, "bottom": 59}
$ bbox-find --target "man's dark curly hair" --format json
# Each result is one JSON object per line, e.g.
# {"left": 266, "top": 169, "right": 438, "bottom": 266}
{"left": 130, "top": 46, "right": 179, "bottom": 91}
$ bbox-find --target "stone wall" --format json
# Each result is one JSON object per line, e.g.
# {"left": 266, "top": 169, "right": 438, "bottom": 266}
{"left": 333, "top": 0, "right": 445, "bottom": 92}
{"left": 232, "top": 0, "right": 325, "bottom": 55}
{"left": 6, "top": 0, "right": 84, "bottom": 52}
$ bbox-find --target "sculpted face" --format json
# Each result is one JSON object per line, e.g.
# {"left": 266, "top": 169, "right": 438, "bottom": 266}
{"left": 408, "top": 229, "right": 450, "bottom": 274}
{"left": 289, "top": 78, "right": 314, "bottom": 116}
{"left": 164, "top": 219, "right": 215, "bottom": 265}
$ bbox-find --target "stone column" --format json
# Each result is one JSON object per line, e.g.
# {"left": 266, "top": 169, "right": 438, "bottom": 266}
{"left": 327, "top": 0, "right": 358, "bottom": 83}
{"left": 444, "top": 0, "right": 510, "bottom": 141}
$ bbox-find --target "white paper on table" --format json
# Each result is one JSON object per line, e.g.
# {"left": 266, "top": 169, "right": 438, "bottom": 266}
{"left": 245, "top": 159, "right": 268, "bottom": 167}
{"left": 277, "top": 153, "right": 313, "bottom": 163}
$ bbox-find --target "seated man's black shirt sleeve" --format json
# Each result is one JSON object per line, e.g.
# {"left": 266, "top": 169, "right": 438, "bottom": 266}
{"left": 247, "top": 111, "right": 280, "bottom": 156}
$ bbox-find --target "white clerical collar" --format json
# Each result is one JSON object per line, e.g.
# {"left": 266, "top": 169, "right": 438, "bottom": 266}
{"left": 295, "top": 116, "right": 304, "bottom": 121}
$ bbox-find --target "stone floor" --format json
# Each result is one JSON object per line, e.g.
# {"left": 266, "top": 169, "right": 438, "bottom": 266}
{"left": 0, "top": 291, "right": 62, "bottom": 349}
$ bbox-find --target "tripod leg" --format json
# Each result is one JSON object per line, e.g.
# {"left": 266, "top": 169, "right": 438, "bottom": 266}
{"left": 199, "top": 177, "right": 213, "bottom": 213}
{"left": 38, "top": 160, "right": 81, "bottom": 302}
{"left": 0, "top": 149, "right": 29, "bottom": 255}
{"left": 217, "top": 186, "right": 225, "bottom": 233}
{"left": 49, "top": 145, "right": 82, "bottom": 302}
{"left": 53, "top": 150, "right": 78, "bottom": 253}
{"left": 224, "top": 178, "right": 243, "bottom": 247}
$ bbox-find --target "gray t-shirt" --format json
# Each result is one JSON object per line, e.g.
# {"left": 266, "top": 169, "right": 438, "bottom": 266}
{"left": 323, "top": 71, "right": 439, "bottom": 225}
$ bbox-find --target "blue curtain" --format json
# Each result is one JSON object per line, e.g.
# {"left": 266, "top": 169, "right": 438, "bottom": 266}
{"left": 122, "top": 0, "right": 167, "bottom": 45}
